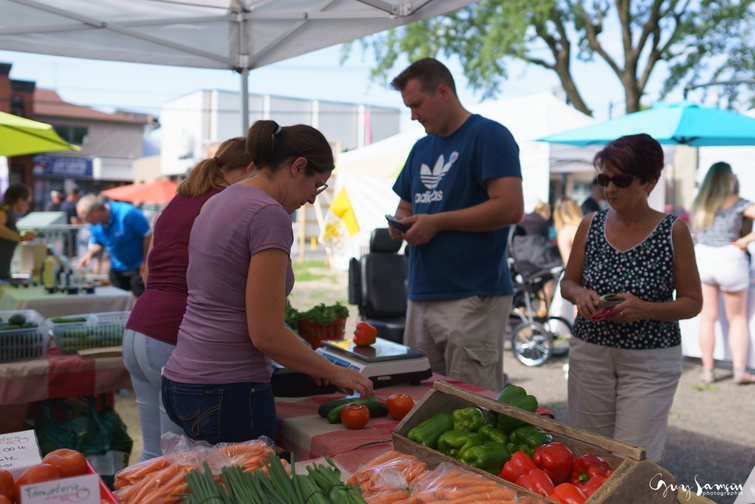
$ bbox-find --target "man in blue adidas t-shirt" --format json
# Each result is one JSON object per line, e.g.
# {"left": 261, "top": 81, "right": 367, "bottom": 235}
{"left": 76, "top": 194, "right": 151, "bottom": 299}
{"left": 388, "top": 58, "right": 524, "bottom": 392}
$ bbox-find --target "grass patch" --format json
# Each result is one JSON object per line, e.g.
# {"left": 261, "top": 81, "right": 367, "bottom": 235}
{"left": 292, "top": 260, "right": 338, "bottom": 282}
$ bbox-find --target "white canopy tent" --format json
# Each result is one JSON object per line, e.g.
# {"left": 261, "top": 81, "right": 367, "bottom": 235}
{"left": 0, "top": 0, "right": 478, "bottom": 132}
{"left": 322, "top": 92, "right": 597, "bottom": 269}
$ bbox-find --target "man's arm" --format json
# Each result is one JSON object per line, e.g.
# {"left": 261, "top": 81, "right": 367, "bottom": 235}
{"left": 401, "top": 176, "right": 524, "bottom": 246}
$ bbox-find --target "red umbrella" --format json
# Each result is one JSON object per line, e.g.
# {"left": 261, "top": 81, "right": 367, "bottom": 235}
{"left": 101, "top": 180, "right": 178, "bottom": 204}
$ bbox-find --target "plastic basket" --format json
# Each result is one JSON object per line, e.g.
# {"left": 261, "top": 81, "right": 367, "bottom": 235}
{"left": 48, "top": 311, "right": 130, "bottom": 354}
{"left": 297, "top": 317, "right": 347, "bottom": 349}
{"left": 0, "top": 309, "right": 48, "bottom": 363}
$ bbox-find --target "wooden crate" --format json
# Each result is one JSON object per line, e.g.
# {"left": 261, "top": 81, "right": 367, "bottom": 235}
{"left": 392, "top": 380, "right": 677, "bottom": 504}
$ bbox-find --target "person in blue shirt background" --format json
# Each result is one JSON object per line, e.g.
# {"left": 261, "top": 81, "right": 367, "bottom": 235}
{"left": 387, "top": 58, "right": 524, "bottom": 392}
{"left": 76, "top": 194, "right": 151, "bottom": 298}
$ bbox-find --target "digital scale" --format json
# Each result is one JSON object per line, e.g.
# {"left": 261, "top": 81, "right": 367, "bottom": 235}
{"left": 315, "top": 337, "right": 432, "bottom": 388}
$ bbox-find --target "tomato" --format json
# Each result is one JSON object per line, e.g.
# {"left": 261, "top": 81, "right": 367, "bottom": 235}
{"left": 341, "top": 403, "right": 370, "bottom": 429}
{"left": 353, "top": 322, "right": 378, "bottom": 347}
{"left": 0, "top": 468, "right": 15, "bottom": 503}
{"left": 386, "top": 393, "right": 415, "bottom": 420}
{"left": 15, "top": 463, "right": 62, "bottom": 498}
{"left": 42, "top": 448, "right": 89, "bottom": 478}
{"left": 0, "top": 495, "right": 12, "bottom": 504}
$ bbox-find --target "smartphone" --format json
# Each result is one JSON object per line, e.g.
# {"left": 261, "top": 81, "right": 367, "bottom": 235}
{"left": 385, "top": 214, "right": 411, "bottom": 233}
{"left": 598, "top": 293, "right": 622, "bottom": 308}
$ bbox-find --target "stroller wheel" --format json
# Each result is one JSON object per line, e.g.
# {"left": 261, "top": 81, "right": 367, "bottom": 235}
{"left": 543, "top": 316, "right": 573, "bottom": 357}
{"left": 511, "top": 322, "right": 553, "bottom": 367}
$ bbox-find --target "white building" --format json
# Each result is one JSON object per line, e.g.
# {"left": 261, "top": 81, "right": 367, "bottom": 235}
{"left": 160, "top": 90, "right": 402, "bottom": 177}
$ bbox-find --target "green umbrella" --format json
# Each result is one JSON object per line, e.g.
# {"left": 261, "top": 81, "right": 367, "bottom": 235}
{"left": 0, "top": 111, "right": 80, "bottom": 156}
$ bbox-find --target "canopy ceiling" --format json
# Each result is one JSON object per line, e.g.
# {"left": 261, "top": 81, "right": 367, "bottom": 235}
{"left": 0, "top": 0, "right": 475, "bottom": 70}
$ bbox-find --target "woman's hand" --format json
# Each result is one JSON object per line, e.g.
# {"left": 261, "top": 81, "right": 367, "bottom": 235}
{"left": 573, "top": 288, "right": 601, "bottom": 320}
{"left": 731, "top": 237, "right": 751, "bottom": 250}
{"left": 19, "top": 230, "right": 36, "bottom": 242}
{"left": 328, "top": 366, "right": 374, "bottom": 398}
{"left": 605, "top": 293, "right": 641, "bottom": 324}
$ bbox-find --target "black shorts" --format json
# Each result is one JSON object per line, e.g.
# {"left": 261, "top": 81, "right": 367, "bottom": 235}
{"left": 109, "top": 268, "right": 145, "bottom": 297}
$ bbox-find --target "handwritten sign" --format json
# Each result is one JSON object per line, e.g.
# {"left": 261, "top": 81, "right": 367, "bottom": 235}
{"left": 0, "top": 429, "right": 41, "bottom": 479}
{"left": 18, "top": 474, "right": 100, "bottom": 504}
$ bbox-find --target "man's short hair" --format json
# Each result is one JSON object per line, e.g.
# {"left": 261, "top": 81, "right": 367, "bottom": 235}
{"left": 390, "top": 57, "right": 457, "bottom": 96}
{"left": 76, "top": 193, "right": 106, "bottom": 216}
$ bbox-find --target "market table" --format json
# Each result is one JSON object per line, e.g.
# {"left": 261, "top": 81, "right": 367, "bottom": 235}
{"left": 274, "top": 374, "right": 553, "bottom": 474}
{"left": 0, "top": 349, "right": 132, "bottom": 432}
{"left": 0, "top": 285, "right": 134, "bottom": 318}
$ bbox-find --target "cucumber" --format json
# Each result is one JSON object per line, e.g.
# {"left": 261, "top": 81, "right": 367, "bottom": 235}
{"left": 51, "top": 317, "right": 88, "bottom": 324}
{"left": 325, "top": 397, "right": 388, "bottom": 424}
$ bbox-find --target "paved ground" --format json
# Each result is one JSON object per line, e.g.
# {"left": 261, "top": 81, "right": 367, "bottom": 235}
{"left": 115, "top": 258, "right": 755, "bottom": 504}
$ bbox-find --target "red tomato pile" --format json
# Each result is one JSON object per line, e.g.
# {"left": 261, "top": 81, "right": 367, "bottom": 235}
{"left": 1, "top": 449, "right": 89, "bottom": 504}
{"left": 499, "top": 442, "right": 614, "bottom": 504}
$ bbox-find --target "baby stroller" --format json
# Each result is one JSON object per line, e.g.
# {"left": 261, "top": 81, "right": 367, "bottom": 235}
{"left": 506, "top": 225, "right": 573, "bottom": 366}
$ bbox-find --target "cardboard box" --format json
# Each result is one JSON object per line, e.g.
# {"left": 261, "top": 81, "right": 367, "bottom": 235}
{"left": 392, "top": 380, "right": 677, "bottom": 504}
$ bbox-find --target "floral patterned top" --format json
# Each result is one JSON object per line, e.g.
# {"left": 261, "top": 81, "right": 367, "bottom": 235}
{"left": 573, "top": 210, "right": 681, "bottom": 349}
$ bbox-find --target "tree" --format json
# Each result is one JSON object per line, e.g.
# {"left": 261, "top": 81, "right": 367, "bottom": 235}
{"left": 346, "top": 0, "right": 755, "bottom": 116}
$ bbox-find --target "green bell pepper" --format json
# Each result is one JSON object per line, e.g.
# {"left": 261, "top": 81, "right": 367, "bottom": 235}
{"left": 406, "top": 412, "right": 454, "bottom": 449}
{"left": 478, "top": 424, "right": 509, "bottom": 445}
{"left": 460, "top": 442, "right": 511, "bottom": 475}
{"left": 451, "top": 406, "right": 486, "bottom": 432}
{"left": 505, "top": 425, "right": 553, "bottom": 457}
{"left": 488, "top": 384, "right": 539, "bottom": 433}
{"left": 436, "top": 429, "right": 484, "bottom": 459}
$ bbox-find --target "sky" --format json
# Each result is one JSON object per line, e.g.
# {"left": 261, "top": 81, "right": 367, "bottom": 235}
{"left": 0, "top": 41, "right": 689, "bottom": 133}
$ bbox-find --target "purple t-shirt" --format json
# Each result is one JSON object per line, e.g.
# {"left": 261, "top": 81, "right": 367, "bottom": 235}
{"left": 163, "top": 184, "right": 295, "bottom": 384}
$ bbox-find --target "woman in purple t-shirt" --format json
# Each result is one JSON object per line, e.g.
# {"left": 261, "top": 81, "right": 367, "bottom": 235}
{"left": 162, "top": 120, "right": 373, "bottom": 445}
{"left": 123, "top": 137, "right": 254, "bottom": 461}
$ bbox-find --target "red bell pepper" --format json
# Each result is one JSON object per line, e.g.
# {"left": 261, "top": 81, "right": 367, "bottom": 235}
{"left": 549, "top": 483, "right": 587, "bottom": 504}
{"left": 571, "top": 454, "right": 612, "bottom": 486}
{"left": 516, "top": 468, "right": 555, "bottom": 497}
{"left": 532, "top": 442, "right": 575, "bottom": 485}
{"left": 353, "top": 322, "right": 378, "bottom": 346}
{"left": 499, "top": 450, "right": 538, "bottom": 483}
{"left": 580, "top": 470, "right": 613, "bottom": 498}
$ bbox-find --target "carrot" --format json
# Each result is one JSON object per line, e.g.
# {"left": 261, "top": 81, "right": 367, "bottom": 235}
{"left": 114, "top": 456, "right": 169, "bottom": 488}
{"left": 365, "top": 490, "right": 413, "bottom": 503}
{"left": 119, "top": 463, "right": 192, "bottom": 504}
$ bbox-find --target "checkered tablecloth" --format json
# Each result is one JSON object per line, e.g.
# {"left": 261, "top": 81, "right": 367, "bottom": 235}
{"left": 0, "top": 348, "right": 132, "bottom": 406}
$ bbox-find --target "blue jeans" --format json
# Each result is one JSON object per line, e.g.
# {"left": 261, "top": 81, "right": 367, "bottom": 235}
{"left": 161, "top": 377, "right": 276, "bottom": 444}
{"left": 122, "top": 329, "right": 184, "bottom": 462}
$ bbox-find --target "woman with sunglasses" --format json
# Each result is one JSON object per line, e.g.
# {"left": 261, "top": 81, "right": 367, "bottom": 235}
{"left": 560, "top": 134, "right": 702, "bottom": 461}
{"left": 162, "top": 120, "right": 373, "bottom": 445}
{"left": 691, "top": 162, "right": 755, "bottom": 384}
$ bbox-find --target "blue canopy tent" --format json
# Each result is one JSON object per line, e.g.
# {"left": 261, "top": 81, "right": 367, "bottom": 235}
{"left": 537, "top": 101, "right": 755, "bottom": 147}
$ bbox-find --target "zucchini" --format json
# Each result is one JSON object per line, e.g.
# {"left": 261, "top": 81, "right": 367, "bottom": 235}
{"left": 51, "top": 317, "right": 88, "bottom": 324}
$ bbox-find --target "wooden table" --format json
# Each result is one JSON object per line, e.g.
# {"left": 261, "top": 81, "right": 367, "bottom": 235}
{"left": 0, "top": 285, "right": 134, "bottom": 318}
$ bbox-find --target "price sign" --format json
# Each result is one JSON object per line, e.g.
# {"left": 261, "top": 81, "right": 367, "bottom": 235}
{"left": 0, "top": 429, "right": 42, "bottom": 479}
{"left": 18, "top": 474, "right": 100, "bottom": 504}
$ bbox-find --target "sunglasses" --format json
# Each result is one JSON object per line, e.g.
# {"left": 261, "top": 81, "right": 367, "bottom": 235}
{"left": 596, "top": 173, "right": 640, "bottom": 188}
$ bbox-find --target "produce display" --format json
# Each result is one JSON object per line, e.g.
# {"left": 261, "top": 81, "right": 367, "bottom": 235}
{"left": 47, "top": 311, "right": 129, "bottom": 354}
{"left": 0, "top": 310, "right": 47, "bottom": 363}
{"left": 0, "top": 448, "right": 115, "bottom": 504}
{"left": 318, "top": 396, "right": 388, "bottom": 425}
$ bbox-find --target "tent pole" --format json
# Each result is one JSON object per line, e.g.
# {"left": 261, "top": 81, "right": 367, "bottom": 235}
{"left": 241, "top": 67, "right": 250, "bottom": 134}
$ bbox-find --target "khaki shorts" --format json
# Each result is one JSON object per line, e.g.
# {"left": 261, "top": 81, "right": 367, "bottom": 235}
{"left": 404, "top": 296, "right": 512, "bottom": 393}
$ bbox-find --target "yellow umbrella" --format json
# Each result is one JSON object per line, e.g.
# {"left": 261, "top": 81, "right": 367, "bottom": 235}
{"left": 0, "top": 111, "right": 80, "bottom": 156}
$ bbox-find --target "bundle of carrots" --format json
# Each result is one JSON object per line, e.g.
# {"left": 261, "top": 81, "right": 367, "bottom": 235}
{"left": 115, "top": 461, "right": 194, "bottom": 504}
{"left": 412, "top": 465, "right": 520, "bottom": 503}
{"left": 219, "top": 440, "right": 277, "bottom": 473}
{"left": 348, "top": 450, "right": 427, "bottom": 497}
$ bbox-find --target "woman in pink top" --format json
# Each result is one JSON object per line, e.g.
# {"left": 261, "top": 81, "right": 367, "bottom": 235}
{"left": 123, "top": 137, "right": 254, "bottom": 461}
{"left": 162, "top": 120, "right": 373, "bottom": 445}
